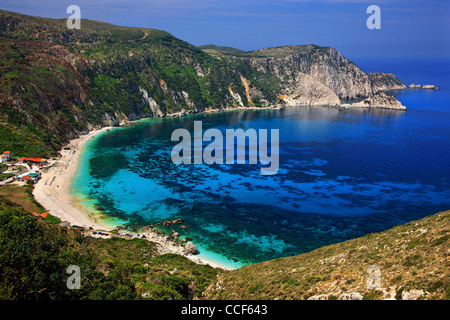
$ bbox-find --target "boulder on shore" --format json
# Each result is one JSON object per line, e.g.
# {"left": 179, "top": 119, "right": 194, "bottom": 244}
{"left": 185, "top": 242, "right": 198, "bottom": 255}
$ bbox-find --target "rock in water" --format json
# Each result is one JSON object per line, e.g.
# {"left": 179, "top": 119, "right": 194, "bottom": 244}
{"left": 422, "top": 85, "right": 439, "bottom": 90}
{"left": 408, "top": 84, "right": 439, "bottom": 90}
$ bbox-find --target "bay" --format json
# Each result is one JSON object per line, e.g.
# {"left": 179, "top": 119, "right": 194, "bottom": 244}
{"left": 71, "top": 59, "right": 450, "bottom": 269}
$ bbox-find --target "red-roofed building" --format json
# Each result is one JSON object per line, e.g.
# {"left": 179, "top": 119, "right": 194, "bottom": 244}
{"left": 17, "top": 157, "right": 47, "bottom": 164}
{"left": 1, "top": 151, "right": 11, "bottom": 162}
{"left": 33, "top": 211, "right": 49, "bottom": 218}
{"left": 17, "top": 172, "right": 41, "bottom": 183}
{"left": 39, "top": 211, "right": 49, "bottom": 218}
{"left": 28, "top": 158, "right": 45, "bottom": 163}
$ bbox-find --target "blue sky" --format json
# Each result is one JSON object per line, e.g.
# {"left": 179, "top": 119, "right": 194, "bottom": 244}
{"left": 1, "top": 0, "right": 449, "bottom": 60}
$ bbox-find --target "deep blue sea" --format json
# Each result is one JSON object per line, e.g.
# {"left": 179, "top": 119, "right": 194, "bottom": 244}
{"left": 71, "top": 59, "right": 450, "bottom": 269}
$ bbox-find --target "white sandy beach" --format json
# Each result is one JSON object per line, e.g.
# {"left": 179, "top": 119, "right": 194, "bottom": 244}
{"left": 32, "top": 125, "right": 233, "bottom": 270}
{"left": 33, "top": 127, "right": 113, "bottom": 230}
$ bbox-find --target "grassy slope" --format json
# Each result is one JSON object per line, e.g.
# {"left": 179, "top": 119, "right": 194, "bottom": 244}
{"left": 203, "top": 210, "right": 450, "bottom": 300}
{"left": 199, "top": 44, "right": 329, "bottom": 58}
{"left": 0, "top": 184, "right": 45, "bottom": 213}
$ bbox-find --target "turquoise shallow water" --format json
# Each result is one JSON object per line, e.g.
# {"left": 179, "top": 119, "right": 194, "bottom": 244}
{"left": 71, "top": 59, "right": 450, "bottom": 269}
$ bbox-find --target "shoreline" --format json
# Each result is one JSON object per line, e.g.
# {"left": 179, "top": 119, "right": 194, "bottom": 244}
{"left": 33, "top": 127, "right": 113, "bottom": 230}
{"left": 32, "top": 124, "right": 234, "bottom": 271}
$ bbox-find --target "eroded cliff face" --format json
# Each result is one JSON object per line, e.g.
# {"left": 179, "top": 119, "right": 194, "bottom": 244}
{"left": 279, "top": 72, "right": 341, "bottom": 107}
{"left": 287, "top": 47, "right": 373, "bottom": 100}
{"left": 222, "top": 45, "right": 405, "bottom": 110}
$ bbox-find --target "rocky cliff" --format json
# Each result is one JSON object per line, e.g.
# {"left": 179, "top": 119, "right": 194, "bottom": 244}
{"left": 0, "top": 10, "right": 406, "bottom": 157}
{"left": 212, "top": 45, "right": 406, "bottom": 109}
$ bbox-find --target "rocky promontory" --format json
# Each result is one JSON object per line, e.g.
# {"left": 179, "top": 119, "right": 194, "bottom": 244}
{"left": 342, "top": 91, "right": 406, "bottom": 110}
{"left": 368, "top": 72, "right": 407, "bottom": 91}
{"left": 217, "top": 45, "right": 408, "bottom": 110}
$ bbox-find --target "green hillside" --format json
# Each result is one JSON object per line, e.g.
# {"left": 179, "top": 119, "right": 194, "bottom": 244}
{"left": 0, "top": 196, "right": 217, "bottom": 300}
{"left": 0, "top": 10, "right": 248, "bottom": 157}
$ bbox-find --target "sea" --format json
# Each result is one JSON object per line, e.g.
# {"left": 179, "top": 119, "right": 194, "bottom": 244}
{"left": 71, "top": 58, "right": 450, "bottom": 269}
